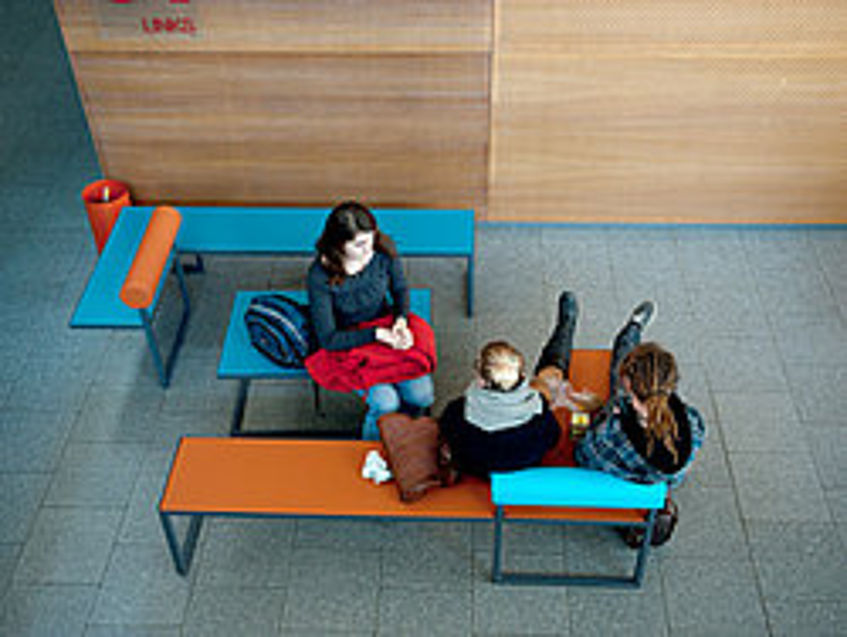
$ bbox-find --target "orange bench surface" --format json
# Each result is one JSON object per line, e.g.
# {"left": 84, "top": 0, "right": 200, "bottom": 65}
{"left": 160, "top": 349, "right": 643, "bottom": 524}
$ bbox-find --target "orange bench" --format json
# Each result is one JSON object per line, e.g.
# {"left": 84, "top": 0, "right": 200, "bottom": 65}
{"left": 159, "top": 350, "right": 668, "bottom": 587}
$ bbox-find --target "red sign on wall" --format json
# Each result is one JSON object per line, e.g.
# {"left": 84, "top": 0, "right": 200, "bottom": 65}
{"left": 96, "top": 0, "right": 200, "bottom": 39}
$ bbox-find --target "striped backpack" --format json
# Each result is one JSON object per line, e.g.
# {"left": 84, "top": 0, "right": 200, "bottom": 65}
{"left": 244, "top": 293, "right": 314, "bottom": 368}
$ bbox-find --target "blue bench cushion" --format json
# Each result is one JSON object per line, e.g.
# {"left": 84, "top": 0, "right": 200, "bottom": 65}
{"left": 491, "top": 467, "right": 667, "bottom": 510}
{"left": 218, "top": 289, "right": 432, "bottom": 379}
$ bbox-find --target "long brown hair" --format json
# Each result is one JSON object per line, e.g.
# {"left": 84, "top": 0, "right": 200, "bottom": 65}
{"left": 315, "top": 200, "right": 397, "bottom": 284}
{"left": 619, "top": 342, "right": 680, "bottom": 461}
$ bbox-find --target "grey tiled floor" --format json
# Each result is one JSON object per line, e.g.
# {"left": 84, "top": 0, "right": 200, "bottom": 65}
{"left": 1, "top": 3, "right": 846, "bottom": 636}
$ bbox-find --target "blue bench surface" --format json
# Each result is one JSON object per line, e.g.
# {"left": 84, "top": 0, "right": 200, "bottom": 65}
{"left": 70, "top": 209, "right": 173, "bottom": 328}
{"left": 171, "top": 206, "right": 474, "bottom": 256}
{"left": 218, "top": 289, "right": 432, "bottom": 379}
{"left": 71, "top": 207, "right": 472, "bottom": 328}
{"left": 491, "top": 467, "right": 667, "bottom": 510}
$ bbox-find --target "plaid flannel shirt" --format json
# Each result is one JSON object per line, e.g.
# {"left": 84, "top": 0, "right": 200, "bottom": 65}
{"left": 574, "top": 394, "right": 706, "bottom": 487}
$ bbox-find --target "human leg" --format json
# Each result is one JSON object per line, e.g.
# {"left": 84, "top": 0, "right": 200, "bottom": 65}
{"left": 396, "top": 374, "right": 435, "bottom": 417}
{"left": 534, "top": 290, "right": 579, "bottom": 376}
{"left": 609, "top": 300, "right": 655, "bottom": 396}
{"left": 361, "top": 383, "right": 401, "bottom": 440}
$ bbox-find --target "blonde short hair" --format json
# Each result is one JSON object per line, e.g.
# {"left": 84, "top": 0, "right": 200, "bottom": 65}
{"left": 476, "top": 341, "right": 525, "bottom": 391}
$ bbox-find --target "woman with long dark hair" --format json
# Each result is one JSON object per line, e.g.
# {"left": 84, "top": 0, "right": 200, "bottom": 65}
{"left": 307, "top": 201, "right": 434, "bottom": 439}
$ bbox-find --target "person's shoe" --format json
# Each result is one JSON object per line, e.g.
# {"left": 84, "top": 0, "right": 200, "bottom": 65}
{"left": 628, "top": 300, "right": 656, "bottom": 330}
{"left": 557, "top": 291, "right": 578, "bottom": 328}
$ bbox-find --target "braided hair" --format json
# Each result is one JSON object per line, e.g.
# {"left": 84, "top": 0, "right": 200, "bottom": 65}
{"left": 619, "top": 342, "right": 680, "bottom": 462}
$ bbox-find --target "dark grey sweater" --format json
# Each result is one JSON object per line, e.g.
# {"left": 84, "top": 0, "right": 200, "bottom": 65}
{"left": 306, "top": 252, "right": 409, "bottom": 351}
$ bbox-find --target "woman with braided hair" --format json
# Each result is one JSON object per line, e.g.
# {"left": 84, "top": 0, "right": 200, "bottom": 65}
{"left": 575, "top": 342, "right": 704, "bottom": 486}
{"left": 536, "top": 291, "right": 705, "bottom": 486}
{"left": 536, "top": 291, "right": 705, "bottom": 546}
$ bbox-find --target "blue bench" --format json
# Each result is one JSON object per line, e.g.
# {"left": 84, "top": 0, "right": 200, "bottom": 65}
{"left": 70, "top": 206, "right": 474, "bottom": 386}
{"left": 218, "top": 288, "right": 432, "bottom": 435}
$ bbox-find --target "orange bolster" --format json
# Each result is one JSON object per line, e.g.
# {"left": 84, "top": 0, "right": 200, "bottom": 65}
{"left": 120, "top": 206, "right": 182, "bottom": 310}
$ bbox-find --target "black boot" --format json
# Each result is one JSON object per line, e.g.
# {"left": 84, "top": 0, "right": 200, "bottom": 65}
{"left": 535, "top": 291, "right": 578, "bottom": 375}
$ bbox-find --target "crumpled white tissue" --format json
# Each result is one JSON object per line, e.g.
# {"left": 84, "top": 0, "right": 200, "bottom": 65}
{"left": 361, "top": 450, "right": 392, "bottom": 485}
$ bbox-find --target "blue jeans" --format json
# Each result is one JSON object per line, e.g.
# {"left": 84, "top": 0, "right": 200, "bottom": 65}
{"left": 356, "top": 374, "right": 435, "bottom": 441}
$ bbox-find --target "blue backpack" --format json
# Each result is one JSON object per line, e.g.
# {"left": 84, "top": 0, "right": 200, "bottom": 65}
{"left": 244, "top": 294, "right": 314, "bottom": 368}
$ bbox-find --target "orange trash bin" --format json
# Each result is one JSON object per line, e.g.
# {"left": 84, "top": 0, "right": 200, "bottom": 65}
{"left": 81, "top": 179, "right": 132, "bottom": 254}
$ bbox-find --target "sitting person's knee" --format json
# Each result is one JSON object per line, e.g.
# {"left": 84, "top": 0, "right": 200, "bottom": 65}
{"left": 400, "top": 375, "right": 434, "bottom": 408}
{"left": 368, "top": 385, "right": 401, "bottom": 414}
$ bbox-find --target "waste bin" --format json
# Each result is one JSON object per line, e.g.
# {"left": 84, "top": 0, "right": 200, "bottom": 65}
{"left": 81, "top": 179, "right": 132, "bottom": 254}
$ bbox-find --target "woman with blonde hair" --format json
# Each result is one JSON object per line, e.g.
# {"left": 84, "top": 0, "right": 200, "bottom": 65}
{"left": 438, "top": 340, "right": 561, "bottom": 476}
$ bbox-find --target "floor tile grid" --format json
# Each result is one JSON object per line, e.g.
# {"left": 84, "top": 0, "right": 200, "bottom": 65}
{"left": 743, "top": 231, "right": 845, "bottom": 633}
{"left": 607, "top": 228, "right": 774, "bottom": 636}
{"left": 2, "top": 2, "right": 847, "bottom": 635}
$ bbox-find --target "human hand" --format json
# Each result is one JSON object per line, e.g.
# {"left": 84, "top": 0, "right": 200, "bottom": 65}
{"left": 375, "top": 327, "right": 400, "bottom": 348}
{"left": 391, "top": 317, "right": 413, "bottom": 350}
{"left": 551, "top": 381, "right": 574, "bottom": 409}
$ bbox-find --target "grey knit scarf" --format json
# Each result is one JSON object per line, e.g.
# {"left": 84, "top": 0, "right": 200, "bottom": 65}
{"left": 464, "top": 379, "right": 543, "bottom": 432}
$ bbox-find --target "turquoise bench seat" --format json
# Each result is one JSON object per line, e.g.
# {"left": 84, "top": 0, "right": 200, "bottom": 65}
{"left": 219, "top": 288, "right": 432, "bottom": 435}
{"left": 490, "top": 467, "right": 667, "bottom": 586}
{"left": 70, "top": 206, "right": 473, "bottom": 386}
{"left": 71, "top": 209, "right": 174, "bottom": 328}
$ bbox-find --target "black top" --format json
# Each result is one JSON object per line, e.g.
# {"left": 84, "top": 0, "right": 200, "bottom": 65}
{"left": 439, "top": 397, "right": 561, "bottom": 477}
{"left": 307, "top": 251, "right": 409, "bottom": 351}
{"left": 619, "top": 393, "right": 693, "bottom": 474}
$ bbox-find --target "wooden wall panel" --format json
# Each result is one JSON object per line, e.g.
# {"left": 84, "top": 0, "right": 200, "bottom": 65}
{"left": 56, "top": 0, "right": 491, "bottom": 52}
{"left": 56, "top": 0, "right": 847, "bottom": 222}
{"left": 490, "top": 1, "right": 847, "bottom": 223}
{"left": 497, "top": 1, "right": 846, "bottom": 53}
{"left": 76, "top": 52, "right": 489, "bottom": 207}
{"left": 55, "top": 0, "right": 491, "bottom": 210}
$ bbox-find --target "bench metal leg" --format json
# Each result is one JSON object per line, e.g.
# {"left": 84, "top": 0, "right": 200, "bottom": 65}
{"left": 632, "top": 508, "right": 657, "bottom": 586}
{"left": 466, "top": 255, "right": 474, "bottom": 317}
{"left": 140, "top": 258, "right": 192, "bottom": 388}
{"left": 230, "top": 378, "right": 251, "bottom": 436}
{"left": 182, "top": 253, "right": 205, "bottom": 274}
{"left": 491, "top": 506, "right": 657, "bottom": 588}
{"left": 141, "top": 311, "right": 169, "bottom": 388}
{"left": 312, "top": 381, "right": 323, "bottom": 416}
{"left": 230, "top": 377, "right": 355, "bottom": 437}
{"left": 492, "top": 506, "right": 505, "bottom": 582}
{"left": 160, "top": 512, "right": 204, "bottom": 576}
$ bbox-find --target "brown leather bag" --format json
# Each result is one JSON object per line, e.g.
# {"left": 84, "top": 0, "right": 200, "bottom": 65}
{"left": 378, "top": 413, "right": 458, "bottom": 503}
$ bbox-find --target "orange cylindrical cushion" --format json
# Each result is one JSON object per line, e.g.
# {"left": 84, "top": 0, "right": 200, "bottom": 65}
{"left": 120, "top": 206, "right": 182, "bottom": 309}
